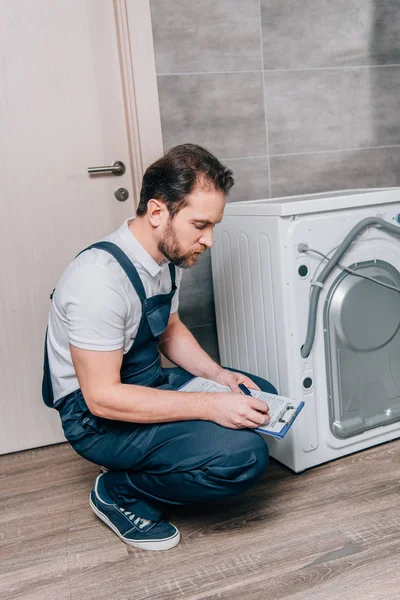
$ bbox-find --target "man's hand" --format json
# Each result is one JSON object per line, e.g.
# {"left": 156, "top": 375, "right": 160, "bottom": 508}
{"left": 206, "top": 392, "right": 270, "bottom": 430}
{"left": 207, "top": 368, "right": 270, "bottom": 429}
{"left": 213, "top": 368, "right": 260, "bottom": 393}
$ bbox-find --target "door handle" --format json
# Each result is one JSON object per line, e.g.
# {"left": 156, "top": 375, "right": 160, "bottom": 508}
{"left": 88, "top": 160, "right": 126, "bottom": 176}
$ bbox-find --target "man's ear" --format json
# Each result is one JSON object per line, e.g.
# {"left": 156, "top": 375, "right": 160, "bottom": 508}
{"left": 146, "top": 198, "right": 168, "bottom": 228}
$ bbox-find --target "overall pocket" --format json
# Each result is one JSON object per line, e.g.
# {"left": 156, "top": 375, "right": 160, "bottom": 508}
{"left": 74, "top": 391, "right": 108, "bottom": 434}
{"left": 59, "top": 389, "right": 107, "bottom": 440}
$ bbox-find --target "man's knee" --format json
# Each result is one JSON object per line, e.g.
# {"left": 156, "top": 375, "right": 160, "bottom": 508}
{"left": 222, "top": 366, "right": 277, "bottom": 395}
{"left": 207, "top": 429, "right": 269, "bottom": 491}
{"left": 237, "top": 431, "right": 269, "bottom": 485}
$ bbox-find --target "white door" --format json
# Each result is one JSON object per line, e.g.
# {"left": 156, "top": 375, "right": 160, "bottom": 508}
{"left": 0, "top": 1, "right": 136, "bottom": 454}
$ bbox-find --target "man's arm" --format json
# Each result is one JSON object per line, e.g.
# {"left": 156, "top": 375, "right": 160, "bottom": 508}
{"left": 158, "top": 312, "right": 262, "bottom": 393}
{"left": 158, "top": 311, "right": 223, "bottom": 381}
{"left": 69, "top": 342, "right": 269, "bottom": 429}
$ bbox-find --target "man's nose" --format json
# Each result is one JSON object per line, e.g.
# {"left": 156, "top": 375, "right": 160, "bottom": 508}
{"left": 199, "top": 230, "right": 213, "bottom": 248}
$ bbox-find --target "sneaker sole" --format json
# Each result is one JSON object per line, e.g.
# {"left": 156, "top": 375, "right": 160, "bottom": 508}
{"left": 89, "top": 498, "right": 181, "bottom": 551}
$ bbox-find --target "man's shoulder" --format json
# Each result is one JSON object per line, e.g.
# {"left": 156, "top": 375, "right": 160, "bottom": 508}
{"left": 70, "top": 246, "right": 122, "bottom": 277}
{"left": 55, "top": 247, "right": 132, "bottom": 304}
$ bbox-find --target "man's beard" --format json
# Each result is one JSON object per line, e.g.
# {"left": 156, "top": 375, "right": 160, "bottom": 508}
{"left": 158, "top": 218, "right": 203, "bottom": 269}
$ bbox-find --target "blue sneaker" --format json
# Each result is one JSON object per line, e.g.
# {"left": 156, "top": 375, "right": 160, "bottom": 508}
{"left": 89, "top": 474, "right": 180, "bottom": 551}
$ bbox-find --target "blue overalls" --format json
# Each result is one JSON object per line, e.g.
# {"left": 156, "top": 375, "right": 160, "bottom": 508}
{"left": 42, "top": 242, "right": 276, "bottom": 521}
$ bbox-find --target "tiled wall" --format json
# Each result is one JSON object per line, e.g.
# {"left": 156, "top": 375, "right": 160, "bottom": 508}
{"left": 150, "top": 0, "right": 400, "bottom": 361}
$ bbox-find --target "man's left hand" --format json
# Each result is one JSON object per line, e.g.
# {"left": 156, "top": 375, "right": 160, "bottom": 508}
{"left": 213, "top": 369, "right": 260, "bottom": 393}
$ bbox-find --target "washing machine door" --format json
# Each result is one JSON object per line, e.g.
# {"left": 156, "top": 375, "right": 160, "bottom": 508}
{"left": 324, "top": 259, "right": 400, "bottom": 439}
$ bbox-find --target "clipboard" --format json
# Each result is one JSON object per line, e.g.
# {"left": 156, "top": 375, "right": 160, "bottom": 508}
{"left": 177, "top": 376, "right": 304, "bottom": 440}
{"left": 255, "top": 401, "right": 305, "bottom": 438}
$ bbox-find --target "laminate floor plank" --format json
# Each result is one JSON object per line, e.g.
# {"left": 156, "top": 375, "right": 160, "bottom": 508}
{"left": 0, "top": 535, "right": 71, "bottom": 600}
{"left": 184, "top": 539, "right": 400, "bottom": 600}
{"left": 1, "top": 439, "right": 399, "bottom": 600}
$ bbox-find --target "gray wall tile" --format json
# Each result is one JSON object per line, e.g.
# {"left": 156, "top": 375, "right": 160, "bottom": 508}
{"left": 261, "top": 0, "right": 400, "bottom": 69}
{"left": 265, "top": 67, "right": 400, "bottom": 155}
{"left": 370, "top": 1, "right": 400, "bottom": 65}
{"left": 261, "top": 0, "right": 369, "bottom": 69}
{"left": 224, "top": 157, "right": 270, "bottom": 202}
{"left": 150, "top": 0, "right": 262, "bottom": 74}
{"left": 270, "top": 146, "right": 400, "bottom": 197}
{"left": 178, "top": 250, "right": 216, "bottom": 329}
{"left": 158, "top": 72, "right": 267, "bottom": 159}
{"left": 189, "top": 323, "right": 220, "bottom": 363}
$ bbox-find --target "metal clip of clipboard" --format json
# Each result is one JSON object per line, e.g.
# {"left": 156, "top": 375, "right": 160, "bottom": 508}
{"left": 278, "top": 404, "right": 296, "bottom": 424}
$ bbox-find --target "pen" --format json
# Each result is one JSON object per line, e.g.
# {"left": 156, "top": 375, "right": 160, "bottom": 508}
{"left": 238, "top": 383, "right": 253, "bottom": 396}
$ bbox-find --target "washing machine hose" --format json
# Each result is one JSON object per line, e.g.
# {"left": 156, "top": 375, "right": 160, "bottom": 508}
{"left": 300, "top": 216, "right": 400, "bottom": 358}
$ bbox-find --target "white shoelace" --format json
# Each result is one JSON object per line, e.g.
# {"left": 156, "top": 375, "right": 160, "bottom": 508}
{"left": 119, "top": 507, "right": 151, "bottom": 529}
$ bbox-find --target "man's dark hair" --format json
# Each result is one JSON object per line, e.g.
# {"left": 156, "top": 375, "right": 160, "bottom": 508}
{"left": 136, "top": 143, "right": 234, "bottom": 217}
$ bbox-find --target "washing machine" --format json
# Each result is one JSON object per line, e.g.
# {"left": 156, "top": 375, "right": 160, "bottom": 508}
{"left": 211, "top": 188, "right": 400, "bottom": 472}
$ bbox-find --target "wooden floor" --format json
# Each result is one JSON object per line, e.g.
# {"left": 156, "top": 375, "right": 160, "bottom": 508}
{"left": 1, "top": 438, "right": 400, "bottom": 600}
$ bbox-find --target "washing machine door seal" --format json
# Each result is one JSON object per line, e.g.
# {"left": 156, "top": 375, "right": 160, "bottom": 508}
{"left": 324, "top": 259, "right": 400, "bottom": 439}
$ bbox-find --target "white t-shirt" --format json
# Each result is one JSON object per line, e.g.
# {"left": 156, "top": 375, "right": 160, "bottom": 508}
{"left": 47, "top": 218, "right": 182, "bottom": 402}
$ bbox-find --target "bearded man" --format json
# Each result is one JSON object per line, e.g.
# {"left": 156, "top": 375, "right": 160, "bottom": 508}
{"left": 42, "top": 144, "right": 275, "bottom": 551}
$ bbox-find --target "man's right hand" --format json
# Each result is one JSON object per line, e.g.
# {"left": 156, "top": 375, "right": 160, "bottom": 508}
{"left": 205, "top": 392, "right": 270, "bottom": 430}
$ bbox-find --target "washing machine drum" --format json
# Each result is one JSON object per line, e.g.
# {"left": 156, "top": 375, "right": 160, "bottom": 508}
{"left": 324, "top": 259, "right": 400, "bottom": 439}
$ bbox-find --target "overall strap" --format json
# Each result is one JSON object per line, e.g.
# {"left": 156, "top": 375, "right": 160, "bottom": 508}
{"left": 78, "top": 241, "right": 147, "bottom": 303}
{"left": 168, "top": 262, "right": 176, "bottom": 288}
{"left": 42, "top": 327, "right": 55, "bottom": 407}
